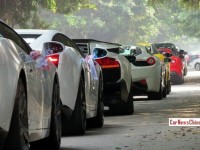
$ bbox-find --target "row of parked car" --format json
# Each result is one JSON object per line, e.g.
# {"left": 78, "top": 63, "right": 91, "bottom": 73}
{"left": 0, "top": 20, "right": 188, "bottom": 150}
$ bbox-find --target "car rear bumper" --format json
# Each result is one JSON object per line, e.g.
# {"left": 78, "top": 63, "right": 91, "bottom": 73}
{"left": 171, "top": 71, "right": 182, "bottom": 82}
{"left": 131, "top": 65, "right": 160, "bottom": 92}
{"left": 103, "top": 79, "right": 129, "bottom": 106}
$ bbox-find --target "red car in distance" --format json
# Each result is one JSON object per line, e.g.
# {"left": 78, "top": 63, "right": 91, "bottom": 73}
{"left": 153, "top": 43, "right": 186, "bottom": 84}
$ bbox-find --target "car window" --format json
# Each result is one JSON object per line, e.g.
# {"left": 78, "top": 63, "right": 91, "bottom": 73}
{"left": 120, "top": 46, "right": 142, "bottom": 56}
{"left": 151, "top": 46, "right": 160, "bottom": 54}
{"left": 52, "top": 33, "right": 85, "bottom": 57}
{"left": 152, "top": 43, "right": 178, "bottom": 56}
{"left": 134, "top": 47, "right": 142, "bottom": 55}
{"left": 76, "top": 43, "right": 89, "bottom": 55}
{"left": 107, "top": 47, "right": 121, "bottom": 54}
{"left": 0, "top": 22, "right": 31, "bottom": 54}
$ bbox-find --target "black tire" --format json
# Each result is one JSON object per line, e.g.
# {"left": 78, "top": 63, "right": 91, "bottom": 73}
{"left": 148, "top": 80, "right": 163, "bottom": 100}
{"left": 167, "top": 79, "right": 171, "bottom": 94}
{"left": 63, "top": 76, "right": 86, "bottom": 135}
{"left": 163, "top": 86, "right": 167, "bottom": 98}
{"left": 163, "top": 77, "right": 167, "bottom": 98}
{"left": 195, "top": 63, "right": 200, "bottom": 71}
{"left": 87, "top": 78, "right": 104, "bottom": 128}
{"left": 184, "top": 67, "right": 187, "bottom": 76}
{"left": 109, "top": 98, "right": 134, "bottom": 115}
{"left": 123, "top": 86, "right": 134, "bottom": 115}
{"left": 123, "top": 96, "right": 134, "bottom": 115}
{"left": 175, "top": 75, "right": 184, "bottom": 85}
{"left": 109, "top": 87, "right": 134, "bottom": 115}
{"left": 48, "top": 79, "right": 61, "bottom": 150}
{"left": 31, "top": 79, "right": 61, "bottom": 150}
{"left": 4, "top": 79, "right": 29, "bottom": 150}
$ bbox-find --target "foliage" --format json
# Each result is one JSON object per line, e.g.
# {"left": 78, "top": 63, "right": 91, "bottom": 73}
{"left": 1, "top": 0, "right": 200, "bottom": 51}
{"left": 44, "top": 0, "right": 162, "bottom": 44}
{"left": 148, "top": 0, "right": 200, "bottom": 9}
{"left": 0, "top": 0, "right": 95, "bottom": 28}
{"left": 147, "top": 0, "right": 200, "bottom": 39}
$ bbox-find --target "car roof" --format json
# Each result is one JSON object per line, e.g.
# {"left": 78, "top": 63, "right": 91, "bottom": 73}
{"left": 16, "top": 29, "right": 62, "bottom": 51}
{"left": 73, "top": 39, "right": 121, "bottom": 46}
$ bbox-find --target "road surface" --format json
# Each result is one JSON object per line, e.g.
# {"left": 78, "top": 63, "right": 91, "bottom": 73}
{"left": 61, "top": 68, "right": 200, "bottom": 150}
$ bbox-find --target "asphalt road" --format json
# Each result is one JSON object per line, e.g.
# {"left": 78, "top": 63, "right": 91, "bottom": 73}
{"left": 61, "top": 68, "right": 200, "bottom": 150}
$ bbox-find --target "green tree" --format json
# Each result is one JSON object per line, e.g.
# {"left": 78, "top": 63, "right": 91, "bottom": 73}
{"left": 0, "top": 0, "right": 94, "bottom": 28}
{"left": 46, "top": 0, "right": 161, "bottom": 44}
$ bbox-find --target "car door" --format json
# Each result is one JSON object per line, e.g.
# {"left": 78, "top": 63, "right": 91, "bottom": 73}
{"left": 3, "top": 26, "right": 44, "bottom": 131}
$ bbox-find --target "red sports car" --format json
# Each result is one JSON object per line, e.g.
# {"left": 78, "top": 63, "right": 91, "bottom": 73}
{"left": 152, "top": 43, "right": 186, "bottom": 84}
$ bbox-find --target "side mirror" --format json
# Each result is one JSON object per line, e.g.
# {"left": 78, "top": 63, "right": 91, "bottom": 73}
{"left": 164, "top": 57, "right": 171, "bottom": 63}
{"left": 42, "top": 41, "right": 65, "bottom": 56}
{"left": 92, "top": 47, "right": 108, "bottom": 59}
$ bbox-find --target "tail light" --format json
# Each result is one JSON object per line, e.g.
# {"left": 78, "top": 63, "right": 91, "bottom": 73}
{"left": 147, "top": 57, "right": 155, "bottom": 65}
{"left": 47, "top": 54, "right": 59, "bottom": 67}
{"left": 95, "top": 57, "right": 120, "bottom": 69}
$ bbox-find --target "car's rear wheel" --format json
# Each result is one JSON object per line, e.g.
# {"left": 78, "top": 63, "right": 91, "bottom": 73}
{"left": 175, "top": 75, "right": 184, "bottom": 85}
{"left": 31, "top": 79, "right": 61, "bottom": 150}
{"left": 109, "top": 87, "right": 134, "bottom": 115}
{"left": 163, "top": 76, "right": 167, "bottom": 98}
{"left": 195, "top": 63, "right": 200, "bottom": 71}
{"left": 167, "top": 79, "right": 171, "bottom": 94}
{"left": 148, "top": 80, "right": 163, "bottom": 100}
{"left": 48, "top": 79, "right": 61, "bottom": 150}
{"left": 163, "top": 86, "right": 167, "bottom": 98}
{"left": 4, "top": 79, "right": 29, "bottom": 150}
{"left": 184, "top": 67, "right": 188, "bottom": 76}
{"left": 123, "top": 95, "right": 134, "bottom": 115}
{"left": 64, "top": 76, "right": 86, "bottom": 135}
{"left": 87, "top": 78, "right": 104, "bottom": 128}
{"left": 109, "top": 99, "right": 134, "bottom": 115}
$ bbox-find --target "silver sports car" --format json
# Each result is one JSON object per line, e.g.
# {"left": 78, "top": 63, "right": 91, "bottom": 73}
{"left": 16, "top": 29, "right": 106, "bottom": 135}
{"left": 0, "top": 21, "right": 61, "bottom": 150}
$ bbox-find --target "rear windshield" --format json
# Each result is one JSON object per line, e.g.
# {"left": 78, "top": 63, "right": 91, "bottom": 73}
{"left": 107, "top": 47, "right": 121, "bottom": 54}
{"left": 76, "top": 43, "right": 89, "bottom": 54}
{"left": 152, "top": 43, "right": 178, "bottom": 55}
{"left": 120, "top": 46, "right": 142, "bottom": 56}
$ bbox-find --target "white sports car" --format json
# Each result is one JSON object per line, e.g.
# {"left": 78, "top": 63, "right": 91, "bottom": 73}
{"left": 121, "top": 45, "right": 167, "bottom": 100}
{"left": 0, "top": 22, "right": 61, "bottom": 149}
{"left": 16, "top": 29, "right": 105, "bottom": 135}
{"left": 190, "top": 58, "right": 200, "bottom": 71}
{"left": 73, "top": 39, "right": 134, "bottom": 115}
